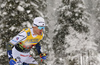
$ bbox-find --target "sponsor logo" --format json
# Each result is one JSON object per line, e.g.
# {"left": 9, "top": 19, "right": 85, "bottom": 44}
{"left": 16, "top": 37, "right": 19, "bottom": 40}
{"left": 39, "top": 22, "right": 44, "bottom": 23}
{"left": 27, "top": 32, "right": 30, "bottom": 36}
{"left": 12, "top": 40, "right": 17, "bottom": 42}
{"left": 25, "top": 39, "right": 38, "bottom": 43}
{"left": 20, "top": 54, "right": 32, "bottom": 57}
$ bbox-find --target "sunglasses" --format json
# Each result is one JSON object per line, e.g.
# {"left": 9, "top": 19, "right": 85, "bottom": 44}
{"left": 34, "top": 24, "right": 45, "bottom": 30}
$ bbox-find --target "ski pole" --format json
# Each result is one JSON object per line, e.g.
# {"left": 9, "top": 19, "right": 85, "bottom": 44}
{"left": 39, "top": 59, "right": 43, "bottom": 65}
{"left": 41, "top": 59, "right": 43, "bottom": 62}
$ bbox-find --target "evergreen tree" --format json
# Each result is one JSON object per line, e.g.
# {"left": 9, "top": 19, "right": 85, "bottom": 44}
{"left": 53, "top": 0, "right": 90, "bottom": 65}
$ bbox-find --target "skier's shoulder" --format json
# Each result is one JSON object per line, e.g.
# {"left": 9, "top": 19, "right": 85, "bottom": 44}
{"left": 15, "top": 28, "right": 31, "bottom": 38}
{"left": 21, "top": 28, "right": 30, "bottom": 32}
{"left": 18, "top": 28, "right": 28, "bottom": 36}
{"left": 20, "top": 28, "right": 32, "bottom": 33}
{"left": 9, "top": 28, "right": 28, "bottom": 45}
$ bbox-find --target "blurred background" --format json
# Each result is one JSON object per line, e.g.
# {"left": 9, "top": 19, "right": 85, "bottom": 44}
{"left": 0, "top": 0, "right": 100, "bottom": 65}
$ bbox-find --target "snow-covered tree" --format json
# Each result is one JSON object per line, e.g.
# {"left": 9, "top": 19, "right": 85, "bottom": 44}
{"left": 52, "top": 0, "right": 98, "bottom": 65}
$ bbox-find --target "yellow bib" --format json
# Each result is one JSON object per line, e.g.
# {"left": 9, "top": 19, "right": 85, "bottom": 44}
{"left": 19, "top": 28, "right": 43, "bottom": 49}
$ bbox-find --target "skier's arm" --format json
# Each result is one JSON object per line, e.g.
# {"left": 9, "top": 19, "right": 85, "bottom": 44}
{"left": 6, "top": 30, "right": 26, "bottom": 60}
{"left": 7, "top": 43, "right": 17, "bottom": 65}
{"left": 35, "top": 42, "right": 42, "bottom": 55}
{"left": 6, "top": 42, "right": 14, "bottom": 60}
{"left": 35, "top": 42, "right": 47, "bottom": 60}
{"left": 35, "top": 33, "right": 44, "bottom": 55}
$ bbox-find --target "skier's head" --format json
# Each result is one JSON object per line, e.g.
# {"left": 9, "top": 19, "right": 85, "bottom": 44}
{"left": 32, "top": 17, "right": 45, "bottom": 35}
{"left": 32, "top": 17, "right": 45, "bottom": 27}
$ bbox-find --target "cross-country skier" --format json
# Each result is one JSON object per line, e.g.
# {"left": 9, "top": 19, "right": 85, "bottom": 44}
{"left": 6, "top": 17, "right": 47, "bottom": 65}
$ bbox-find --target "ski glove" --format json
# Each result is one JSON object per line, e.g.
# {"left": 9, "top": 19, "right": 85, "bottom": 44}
{"left": 7, "top": 50, "right": 13, "bottom": 60}
{"left": 40, "top": 53, "right": 47, "bottom": 60}
{"left": 9, "top": 59, "right": 16, "bottom": 65}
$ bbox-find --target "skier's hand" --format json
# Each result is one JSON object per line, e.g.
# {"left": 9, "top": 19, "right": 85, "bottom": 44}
{"left": 9, "top": 58, "right": 16, "bottom": 65}
{"left": 40, "top": 53, "right": 47, "bottom": 60}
